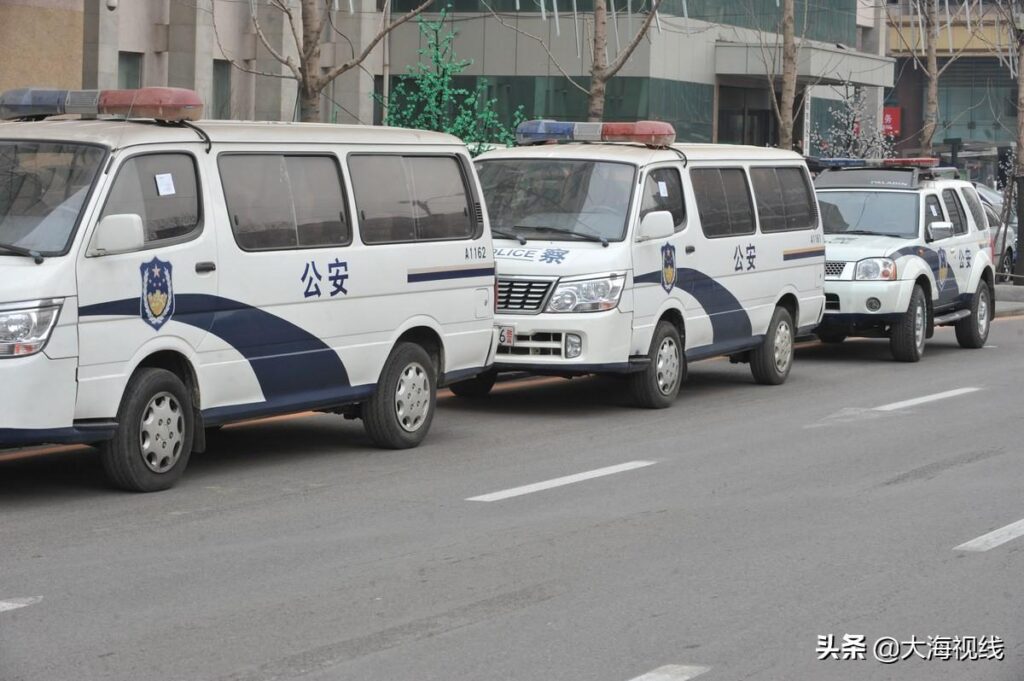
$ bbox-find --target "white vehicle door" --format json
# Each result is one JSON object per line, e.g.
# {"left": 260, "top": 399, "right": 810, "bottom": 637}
{"left": 76, "top": 148, "right": 218, "bottom": 419}
{"left": 939, "top": 187, "right": 976, "bottom": 306}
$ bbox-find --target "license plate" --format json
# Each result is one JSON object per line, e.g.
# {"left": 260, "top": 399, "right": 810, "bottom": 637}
{"left": 498, "top": 326, "right": 516, "bottom": 347}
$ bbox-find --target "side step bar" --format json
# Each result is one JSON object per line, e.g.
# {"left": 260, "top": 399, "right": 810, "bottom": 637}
{"left": 933, "top": 309, "right": 971, "bottom": 326}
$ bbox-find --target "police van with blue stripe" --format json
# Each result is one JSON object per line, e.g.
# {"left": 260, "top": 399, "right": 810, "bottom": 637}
{"left": 0, "top": 87, "right": 497, "bottom": 491}
{"left": 447, "top": 120, "right": 825, "bottom": 407}
{"left": 813, "top": 158, "right": 994, "bottom": 361}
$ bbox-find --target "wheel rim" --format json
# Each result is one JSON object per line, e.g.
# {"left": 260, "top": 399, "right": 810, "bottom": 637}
{"left": 913, "top": 299, "right": 926, "bottom": 351}
{"left": 978, "top": 288, "right": 990, "bottom": 337}
{"left": 774, "top": 319, "right": 793, "bottom": 373}
{"left": 139, "top": 391, "right": 184, "bottom": 474}
{"left": 655, "top": 336, "right": 680, "bottom": 396}
{"left": 395, "top": 361, "right": 430, "bottom": 432}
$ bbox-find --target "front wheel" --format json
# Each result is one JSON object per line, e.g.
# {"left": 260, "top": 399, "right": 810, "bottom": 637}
{"left": 751, "top": 306, "right": 794, "bottom": 385}
{"left": 998, "top": 249, "right": 1014, "bottom": 283}
{"left": 955, "top": 281, "right": 991, "bottom": 349}
{"left": 889, "top": 285, "right": 927, "bottom": 362}
{"left": 100, "top": 368, "right": 194, "bottom": 492}
{"left": 627, "top": 321, "right": 685, "bottom": 409}
{"left": 363, "top": 342, "right": 436, "bottom": 449}
{"left": 448, "top": 370, "right": 496, "bottom": 398}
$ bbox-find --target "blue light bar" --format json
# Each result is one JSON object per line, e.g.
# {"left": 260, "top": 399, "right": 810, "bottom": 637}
{"left": 816, "top": 158, "right": 868, "bottom": 168}
{"left": 0, "top": 88, "right": 68, "bottom": 119}
{"left": 516, "top": 120, "right": 575, "bottom": 144}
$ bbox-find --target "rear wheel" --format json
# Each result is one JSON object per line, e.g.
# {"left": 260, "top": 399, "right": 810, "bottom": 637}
{"left": 363, "top": 342, "right": 436, "bottom": 449}
{"left": 100, "top": 368, "right": 194, "bottom": 492}
{"left": 448, "top": 370, "right": 496, "bottom": 398}
{"left": 955, "top": 281, "right": 991, "bottom": 349}
{"left": 890, "top": 285, "right": 926, "bottom": 362}
{"left": 627, "top": 321, "right": 684, "bottom": 409}
{"left": 751, "top": 306, "right": 794, "bottom": 385}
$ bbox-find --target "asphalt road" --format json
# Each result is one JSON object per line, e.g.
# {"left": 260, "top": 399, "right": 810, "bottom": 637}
{"left": 2, "top": 317, "right": 1024, "bottom": 681}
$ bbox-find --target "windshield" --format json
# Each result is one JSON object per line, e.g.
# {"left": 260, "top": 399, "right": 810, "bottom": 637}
{"left": 0, "top": 141, "right": 106, "bottom": 255}
{"left": 476, "top": 159, "right": 635, "bottom": 242}
{"left": 818, "top": 191, "right": 919, "bottom": 239}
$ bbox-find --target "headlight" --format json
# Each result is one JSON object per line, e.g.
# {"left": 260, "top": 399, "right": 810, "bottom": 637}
{"left": 854, "top": 258, "right": 897, "bottom": 281}
{"left": 0, "top": 302, "right": 62, "bottom": 357}
{"left": 546, "top": 275, "right": 625, "bottom": 313}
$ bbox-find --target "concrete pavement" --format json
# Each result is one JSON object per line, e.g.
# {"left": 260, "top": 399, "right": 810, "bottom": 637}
{"left": 1, "top": 320, "right": 1023, "bottom": 681}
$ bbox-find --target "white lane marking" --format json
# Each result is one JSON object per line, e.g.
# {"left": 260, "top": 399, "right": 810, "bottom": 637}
{"left": 627, "top": 665, "right": 711, "bottom": 681}
{"left": 984, "top": 345, "right": 998, "bottom": 349}
{"left": 467, "top": 460, "right": 657, "bottom": 502}
{"left": 955, "top": 517, "right": 1024, "bottom": 552}
{"left": 0, "top": 596, "right": 42, "bottom": 613}
{"left": 873, "top": 387, "right": 981, "bottom": 412}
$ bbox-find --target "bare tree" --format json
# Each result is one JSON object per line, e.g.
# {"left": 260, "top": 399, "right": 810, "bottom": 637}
{"left": 213, "top": 0, "right": 434, "bottom": 122}
{"left": 776, "top": 0, "right": 797, "bottom": 149}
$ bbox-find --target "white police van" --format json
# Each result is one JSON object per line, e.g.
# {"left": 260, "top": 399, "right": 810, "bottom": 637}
{"left": 814, "top": 158, "right": 994, "bottom": 361}
{"left": 0, "top": 87, "right": 496, "bottom": 491}
{"left": 449, "top": 120, "right": 825, "bottom": 407}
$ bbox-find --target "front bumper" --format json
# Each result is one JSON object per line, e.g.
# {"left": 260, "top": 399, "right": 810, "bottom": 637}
{"left": 493, "top": 308, "right": 639, "bottom": 373}
{"left": 819, "top": 279, "right": 914, "bottom": 331}
{"left": 0, "top": 353, "right": 96, "bottom": 449}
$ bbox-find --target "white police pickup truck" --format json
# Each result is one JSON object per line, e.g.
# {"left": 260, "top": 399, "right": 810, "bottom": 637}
{"left": 814, "top": 158, "right": 995, "bottom": 361}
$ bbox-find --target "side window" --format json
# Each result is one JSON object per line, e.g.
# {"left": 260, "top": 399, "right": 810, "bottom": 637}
{"left": 923, "top": 195, "right": 945, "bottom": 230}
{"left": 941, "top": 188, "right": 967, "bottom": 235}
{"left": 961, "top": 187, "right": 987, "bottom": 231}
{"left": 640, "top": 167, "right": 686, "bottom": 230}
{"left": 749, "top": 166, "right": 817, "bottom": 232}
{"left": 219, "top": 155, "right": 350, "bottom": 251}
{"left": 691, "top": 167, "right": 755, "bottom": 238}
{"left": 101, "top": 153, "right": 200, "bottom": 246}
{"left": 984, "top": 205, "right": 1000, "bottom": 230}
{"left": 350, "top": 155, "right": 475, "bottom": 244}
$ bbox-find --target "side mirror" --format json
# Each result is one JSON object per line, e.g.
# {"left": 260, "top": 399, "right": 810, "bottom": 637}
{"left": 636, "top": 210, "right": 675, "bottom": 242}
{"left": 89, "top": 214, "right": 145, "bottom": 256}
{"left": 926, "top": 221, "right": 954, "bottom": 242}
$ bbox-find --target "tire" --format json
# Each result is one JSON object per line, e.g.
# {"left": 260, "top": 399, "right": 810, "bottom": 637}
{"left": 363, "top": 342, "right": 436, "bottom": 449}
{"left": 627, "top": 321, "right": 685, "bottom": 409}
{"left": 817, "top": 330, "right": 847, "bottom": 344}
{"left": 751, "top": 306, "right": 795, "bottom": 385}
{"left": 998, "top": 249, "right": 1014, "bottom": 283}
{"left": 100, "top": 368, "right": 194, "bottom": 492}
{"left": 448, "top": 370, "right": 497, "bottom": 398}
{"left": 890, "top": 285, "right": 927, "bottom": 362}
{"left": 955, "top": 281, "right": 992, "bottom": 349}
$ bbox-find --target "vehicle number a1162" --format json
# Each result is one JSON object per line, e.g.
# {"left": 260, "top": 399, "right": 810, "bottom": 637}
{"left": 466, "top": 246, "right": 488, "bottom": 260}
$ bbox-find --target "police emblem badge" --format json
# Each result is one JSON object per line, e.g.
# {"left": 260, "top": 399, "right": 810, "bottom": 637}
{"left": 936, "top": 247, "right": 949, "bottom": 292}
{"left": 140, "top": 257, "right": 175, "bottom": 330}
{"left": 661, "top": 243, "right": 677, "bottom": 293}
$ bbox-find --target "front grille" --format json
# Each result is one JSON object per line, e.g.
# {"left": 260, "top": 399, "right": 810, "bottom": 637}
{"left": 825, "top": 261, "right": 846, "bottom": 278}
{"left": 497, "top": 331, "right": 563, "bottom": 356}
{"left": 497, "top": 278, "right": 554, "bottom": 313}
{"left": 825, "top": 293, "right": 840, "bottom": 311}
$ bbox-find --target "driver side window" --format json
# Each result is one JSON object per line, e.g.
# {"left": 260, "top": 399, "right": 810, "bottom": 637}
{"left": 640, "top": 168, "right": 686, "bottom": 231}
{"left": 923, "top": 195, "right": 945, "bottom": 230}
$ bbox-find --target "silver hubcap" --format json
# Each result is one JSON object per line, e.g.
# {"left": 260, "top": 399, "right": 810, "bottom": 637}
{"left": 774, "top": 319, "right": 793, "bottom": 373}
{"left": 913, "top": 300, "right": 925, "bottom": 350}
{"left": 395, "top": 362, "right": 430, "bottom": 432}
{"left": 655, "top": 336, "right": 681, "bottom": 396}
{"left": 139, "top": 391, "right": 184, "bottom": 474}
{"left": 978, "top": 290, "right": 990, "bottom": 336}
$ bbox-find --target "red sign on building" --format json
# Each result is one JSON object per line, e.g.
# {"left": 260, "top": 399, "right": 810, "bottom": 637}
{"left": 883, "top": 107, "right": 901, "bottom": 137}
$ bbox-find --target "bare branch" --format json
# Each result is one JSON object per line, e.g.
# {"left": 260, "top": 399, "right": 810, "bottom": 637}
{"left": 211, "top": 0, "right": 297, "bottom": 80}
{"left": 271, "top": 0, "right": 305, "bottom": 63}
{"left": 249, "top": 0, "right": 302, "bottom": 80}
{"left": 604, "top": 0, "right": 664, "bottom": 79}
{"left": 321, "top": 0, "right": 435, "bottom": 85}
{"left": 480, "top": 0, "right": 590, "bottom": 95}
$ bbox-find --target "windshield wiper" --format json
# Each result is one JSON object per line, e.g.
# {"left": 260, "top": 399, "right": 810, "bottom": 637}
{"left": 521, "top": 225, "right": 609, "bottom": 247}
{"left": 492, "top": 227, "right": 527, "bottom": 245}
{"left": 0, "top": 242, "right": 44, "bottom": 264}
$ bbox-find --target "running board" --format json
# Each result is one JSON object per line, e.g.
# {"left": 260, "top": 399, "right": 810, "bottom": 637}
{"left": 933, "top": 310, "right": 971, "bottom": 326}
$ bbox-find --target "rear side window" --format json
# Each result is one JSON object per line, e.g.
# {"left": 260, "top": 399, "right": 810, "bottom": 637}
{"left": 349, "top": 155, "right": 475, "bottom": 244}
{"left": 219, "top": 155, "right": 350, "bottom": 251}
{"left": 691, "top": 168, "right": 755, "bottom": 238}
{"left": 640, "top": 167, "right": 685, "bottom": 230}
{"left": 750, "top": 166, "right": 817, "bottom": 232}
{"left": 924, "top": 195, "right": 945, "bottom": 229}
{"left": 941, "top": 189, "right": 968, "bottom": 235}
{"left": 961, "top": 187, "right": 988, "bottom": 231}
{"left": 101, "top": 153, "right": 201, "bottom": 246}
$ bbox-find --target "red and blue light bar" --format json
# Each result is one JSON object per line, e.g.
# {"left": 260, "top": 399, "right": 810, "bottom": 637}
{"left": 0, "top": 87, "right": 203, "bottom": 122}
{"left": 516, "top": 120, "right": 676, "bottom": 147}
{"left": 813, "top": 157, "right": 939, "bottom": 169}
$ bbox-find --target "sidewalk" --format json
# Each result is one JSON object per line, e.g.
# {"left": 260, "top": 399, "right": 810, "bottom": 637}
{"left": 995, "top": 284, "right": 1024, "bottom": 318}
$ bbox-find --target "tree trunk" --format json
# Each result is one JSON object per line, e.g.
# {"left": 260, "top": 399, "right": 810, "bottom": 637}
{"left": 921, "top": 0, "right": 939, "bottom": 155}
{"left": 1014, "top": 36, "right": 1024, "bottom": 284}
{"left": 588, "top": 0, "right": 608, "bottom": 121}
{"left": 299, "top": 0, "right": 323, "bottom": 122}
{"left": 778, "top": 0, "right": 797, "bottom": 149}
{"left": 299, "top": 85, "right": 321, "bottom": 122}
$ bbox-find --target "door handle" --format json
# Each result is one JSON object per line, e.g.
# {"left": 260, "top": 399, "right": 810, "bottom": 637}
{"left": 685, "top": 245, "right": 696, "bottom": 254}
{"left": 195, "top": 261, "right": 217, "bottom": 273}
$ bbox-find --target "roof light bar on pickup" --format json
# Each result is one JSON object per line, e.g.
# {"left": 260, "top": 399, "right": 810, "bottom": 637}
{"left": 812, "top": 157, "right": 939, "bottom": 169}
{"left": 0, "top": 87, "right": 203, "bottom": 121}
{"left": 515, "top": 120, "right": 676, "bottom": 147}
